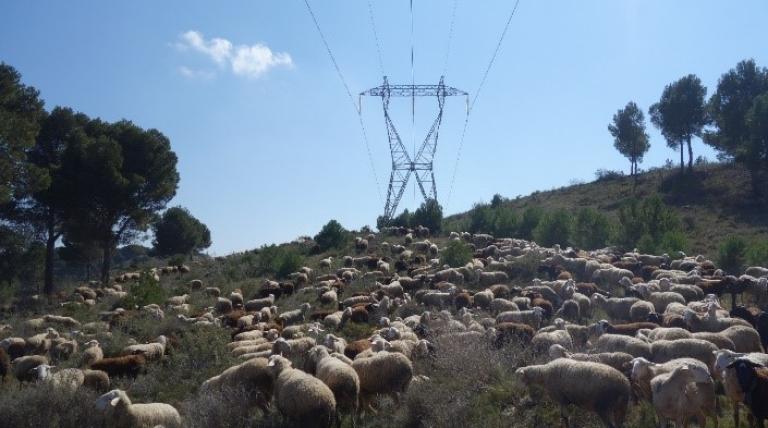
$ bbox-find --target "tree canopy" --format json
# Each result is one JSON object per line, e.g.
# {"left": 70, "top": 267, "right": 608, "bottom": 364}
{"left": 649, "top": 74, "right": 707, "bottom": 173}
{"left": 153, "top": 206, "right": 212, "bottom": 256}
{"left": 608, "top": 101, "right": 650, "bottom": 176}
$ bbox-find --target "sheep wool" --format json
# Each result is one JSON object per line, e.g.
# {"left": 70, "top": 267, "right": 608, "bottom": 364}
{"left": 268, "top": 355, "right": 336, "bottom": 428}
{"left": 96, "top": 389, "right": 181, "bottom": 428}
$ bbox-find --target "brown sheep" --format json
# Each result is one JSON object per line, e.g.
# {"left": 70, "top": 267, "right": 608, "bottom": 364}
{"left": 90, "top": 355, "right": 146, "bottom": 379}
{"left": 0, "top": 348, "right": 9, "bottom": 382}
{"left": 489, "top": 284, "right": 511, "bottom": 299}
{"left": 596, "top": 320, "right": 659, "bottom": 337}
{"left": 494, "top": 322, "right": 534, "bottom": 348}
{"left": 344, "top": 339, "right": 371, "bottom": 360}
{"left": 453, "top": 292, "right": 473, "bottom": 310}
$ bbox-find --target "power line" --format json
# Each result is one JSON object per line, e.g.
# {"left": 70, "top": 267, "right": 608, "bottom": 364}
{"left": 446, "top": 0, "right": 522, "bottom": 208}
{"left": 367, "top": 0, "right": 386, "bottom": 76}
{"left": 301, "top": 0, "right": 383, "bottom": 203}
{"left": 442, "top": 0, "right": 458, "bottom": 76}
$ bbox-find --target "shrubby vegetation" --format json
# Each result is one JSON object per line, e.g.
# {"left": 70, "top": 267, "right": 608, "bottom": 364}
{"left": 153, "top": 206, "right": 211, "bottom": 257}
{"left": 440, "top": 239, "right": 472, "bottom": 268}
{"left": 718, "top": 236, "right": 748, "bottom": 274}
{"left": 314, "top": 219, "right": 349, "bottom": 252}
{"left": 256, "top": 245, "right": 305, "bottom": 279}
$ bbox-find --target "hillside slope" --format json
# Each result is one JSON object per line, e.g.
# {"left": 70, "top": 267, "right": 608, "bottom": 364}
{"left": 445, "top": 162, "right": 768, "bottom": 258}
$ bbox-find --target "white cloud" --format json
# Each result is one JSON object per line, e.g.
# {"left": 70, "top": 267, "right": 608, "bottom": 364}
{"left": 178, "top": 66, "right": 215, "bottom": 80}
{"left": 175, "top": 30, "right": 293, "bottom": 79}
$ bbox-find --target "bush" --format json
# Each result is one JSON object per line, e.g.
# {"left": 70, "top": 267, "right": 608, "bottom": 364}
{"left": 718, "top": 236, "right": 748, "bottom": 274}
{"left": 533, "top": 209, "right": 572, "bottom": 247}
{"left": 411, "top": 198, "right": 443, "bottom": 233}
{"left": 314, "top": 219, "right": 349, "bottom": 252}
{"left": 616, "top": 195, "right": 685, "bottom": 251}
{"left": 659, "top": 230, "right": 689, "bottom": 255}
{"left": 594, "top": 169, "right": 625, "bottom": 182}
{"left": 572, "top": 208, "right": 612, "bottom": 250}
{"left": 257, "top": 245, "right": 304, "bottom": 279}
{"left": 518, "top": 207, "right": 543, "bottom": 240}
{"left": 123, "top": 272, "right": 167, "bottom": 308}
{"left": 746, "top": 240, "right": 768, "bottom": 267}
{"left": 441, "top": 239, "right": 473, "bottom": 268}
{"left": 493, "top": 207, "right": 519, "bottom": 238}
{"left": 468, "top": 203, "right": 495, "bottom": 234}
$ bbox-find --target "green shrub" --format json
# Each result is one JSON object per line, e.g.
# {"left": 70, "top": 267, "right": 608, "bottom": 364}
{"left": 468, "top": 203, "right": 495, "bottom": 234}
{"left": 257, "top": 245, "right": 304, "bottom": 279}
{"left": 493, "top": 207, "right": 519, "bottom": 238}
{"left": 572, "top": 208, "right": 612, "bottom": 249}
{"left": 123, "top": 272, "right": 167, "bottom": 308}
{"left": 637, "top": 233, "right": 658, "bottom": 254}
{"left": 518, "top": 207, "right": 544, "bottom": 240}
{"left": 441, "top": 240, "right": 473, "bottom": 268}
{"left": 533, "top": 209, "right": 572, "bottom": 247}
{"left": 616, "top": 195, "right": 685, "bottom": 251}
{"left": 314, "top": 219, "right": 349, "bottom": 252}
{"left": 659, "top": 230, "right": 689, "bottom": 255}
{"left": 412, "top": 198, "right": 443, "bottom": 233}
{"left": 746, "top": 240, "right": 768, "bottom": 267}
{"left": 718, "top": 236, "right": 748, "bottom": 274}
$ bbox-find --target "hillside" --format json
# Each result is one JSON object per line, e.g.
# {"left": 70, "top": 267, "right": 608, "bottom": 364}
{"left": 445, "top": 162, "right": 768, "bottom": 258}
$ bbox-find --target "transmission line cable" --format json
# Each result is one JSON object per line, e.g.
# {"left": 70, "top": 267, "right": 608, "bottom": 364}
{"left": 367, "top": 0, "right": 386, "bottom": 76}
{"left": 302, "top": 0, "right": 383, "bottom": 202}
{"left": 446, "top": 0, "right": 522, "bottom": 208}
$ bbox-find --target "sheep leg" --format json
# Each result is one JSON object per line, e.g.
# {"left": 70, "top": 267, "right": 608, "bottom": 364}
{"left": 559, "top": 406, "right": 570, "bottom": 428}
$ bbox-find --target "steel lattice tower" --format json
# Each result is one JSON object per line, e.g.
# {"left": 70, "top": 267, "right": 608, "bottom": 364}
{"left": 360, "top": 76, "right": 467, "bottom": 220}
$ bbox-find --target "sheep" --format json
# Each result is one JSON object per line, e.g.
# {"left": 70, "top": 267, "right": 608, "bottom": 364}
{"left": 532, "top": 319, "right": 573, "bottom": 353}
{"left": 595, "top": 320, "right": 658, "bottom": 337}
{"left": 649, "top": 364, "right": 717, "bottom": 428}
{"left": 683, "top": 307, "right": 752, "bottom": 333}
{"left": 165, "top": 294, "right": 189, "bottom": 307}
{"left": 307, "top": 346, "right": 360, "bottom": 422}
{"left": 590, "top": 294, "right": 638, "bottom": 322}
{"left": 320, "top": 257, "right": 333, "bottom": 269}
{"left": 245, "top": 294, "right": 275, "bottom": 312}
{"left": 477, "top": 270, "right": 508, "bottom": 287}
{"left": 691, "top": 331, "right": 736, "bottom": 350}
{"left": 637, "top": 327, "right": 691, "bottom": 342}
{"left": 727, "top": 358, "right": 768, "bottom": 426}
{"left": 121, "top": 335, "right": 167, "bottom": 361}
{"left": 516, "top": 359, "right": 630, "bottom": 428}
{"left": 205, "top": 286, "right": 221, "bottom": 298}
{"left": 90, "top": 355, "right": 146, "bottom": 379}
{"left": 323, "top": 334, "right": 348, "bottom": 355}
{"left": 495, "top": 307, "right": 545, "bottom": 330}
{"left": 554, "top": 299, "right": 581, "bottom": 323}
{"left": 95, "top": 389, "right": 181, "bottom": 428}
{"left": 714, "top": 350, "right": 768, "bottom": 427}
{"left": 548, "top": 344, "right": 632, "bottom": 373}
{"left": 32, "top": 365, "right": 87, "bottom": 391}
{"left": 594, "top": 334, "right": 652, "bottom": 359}
{"left": 272, "top": 337, "right": 317, "bottom": 360}
{"left": 344, "top": 339, "right": 372, "bottom": 360}
{"left": 473, "top": 289, "right": 495, "bottom": 309}
{"left": 630, "top": 357, "right": 710, "bottom": 401}
{"left": 494, "top": 322, "right": 535, "bottom": 348}
{"left": 489, "top": 298, "right": 519, "bottom": 315}
{"left": 650, "top": 339, "right": 717, "bottom": 368}
{"left": 629, "top": 300, "right": 656, "bottom": 322}
{"left": 591, "top": 267, "right": 634, "bottom": 287}
{"left": 646, "top": 291, "right": 686, "bottom": 313}
{"left": 267, "top": 355, "right": 336, "bottom": 428}
{"left": 200, "top": 357, "right": 273, "bottom": 412}
{"left": 352, "top": 350, "right": 413, "bottom": 412}
{"left": 11, "top": 355, "right": 49, "bottom": 384}
{"left": 720, "top": 325, "right": 765, "bottom": 353}
{"left": 746, "top": 266, "right": 768, "bottom": 278}
{"left": 43, "top": 314, "right": 81, "bottom": 328}
{"left": 0, "top": 337, "right": 27, "bottom": 360}
{"left": 279, "top": 303, "right": 312, "bottom": 326}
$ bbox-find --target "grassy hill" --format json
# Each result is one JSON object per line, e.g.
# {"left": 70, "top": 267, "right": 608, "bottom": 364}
{"left": 444, "top": 161, "right": 768, "bottom": 258}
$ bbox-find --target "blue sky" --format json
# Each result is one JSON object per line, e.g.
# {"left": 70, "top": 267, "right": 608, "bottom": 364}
{"left": 2, "top": 1, "right": 766, "bottom": 255}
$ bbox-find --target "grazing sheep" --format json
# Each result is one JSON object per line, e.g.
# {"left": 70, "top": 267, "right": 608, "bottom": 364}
{"left": 727, "top": 358, "right": 768, "bottom": 427}
{"left": 489, "top": 298, "right": 519, "bottom": 315}
{"left": 279, "top": 303, "right": 312, "bottom": 326}
{"left": 591, "top": 294, "right": 639, "bottom": 322}
{"left": 205, "top": 287, "right": 221, "bottom": 298}
{"left": 90, "top": 355, "right": 146, "bottom": 379}
{"left": 245, "top": 295, "right": 275, "bottom": 312}
{"left": 495, "top": 307, "right": 545, "bottom": 330}
{"left": 43, "top": 314, "right": 81, "bottom": 328}
{"left": 720, "top": 325, "right": 765, "bottom": 353}
{"left": 95, "top": 389, "right": 181, "bottom": 428}
{"left": 0, "top": 337, "right": 26, "bottom": 360}
{"left": 11, "top": 355, "right": 48, "bottom": 384}
{"left": 307, "top": 346, "right": 360, "bottom": 422}
{"left": 548, "top": 344, "right": 632, "bottom": 373}
{"left": 532, "top": 319, "right": 573, "bottom": 353}
{"left": 637, "top": 327, "right": 691, "bottom": 342}
{"left": 200, "top": 357, "right": 273, "bottom": 412}
{"left": 32, "top": 365, "right": 87, "bottom": 391}
{"left": 713, "top": 349, "right": 768, "bottom": 427}
{"left": 272, "top": 337, "right": 317, "bottom": 359}
{"left": 516, "top": 359, "right": 630, "bottom": 428}
{"left": 121, "top": 335, "right": 167, "bottom": 362}
{"left": 352, "top": 351, "right": 413, "bottom": 412}
{"left": 595, "top": 320, "right": 658, "bottom": 337}
{"left": 649, "top": 364, "right": 717, "bottom": 428}
{"left": 650, "top": 339, "right": 717, "bottom": 368}
{"left": 594, "top": 334, "right": 652, "bottom": 359}
{"left": 630, "top": 357, "right": 710, "bottom": 401}
{"left": 268, "top": 355, "right": 337, "bottom": 428}
{"left": 629, "top": 300, "right": 656, "bottom": 323}
{"left": 691, "top": 331, "right": 736, "bottom": 350}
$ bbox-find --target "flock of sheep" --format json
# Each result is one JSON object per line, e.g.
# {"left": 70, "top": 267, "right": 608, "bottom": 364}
{"left": 1, "top": 228, "right": 768, "bottom": 427}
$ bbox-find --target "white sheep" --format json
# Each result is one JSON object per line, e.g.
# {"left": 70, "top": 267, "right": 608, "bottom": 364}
{"left": 121, "top": 335, "right": 167, "bottom": 361}
{"left": 650, "top": 364, "right": 716, "bottom": 428}
{"left": 516, "top": 359, "right": 631, "bottom": 427}
{"left": 200, "top": 357, "right": 273, "bottom": 412}
{"left": 352, "top": 350, "right": 413, "bottom": 412}
{"left": 279, "top": 303, "right": 312, "bottom": 326}
{"left": 307, "top": 346, "right": 360, "bottom": 422}
{"left": 548, "top": 344, "right": 633, "bottom": 373}
{"left": 713, "top": 349, "right": 768, "bottom": 427}
{"left": 650, "top": 339, "right": 717, "bottom": 368}
{"left": 495, "top": 307, "right": 545, "bottom": 330}
{"left": 267, "top": 355, "right": 336, "bottom": 427}
{"left": 95, "top": 389, "right": 181, "bottom": 428}
{"left": 531, "top": 319, "right": 573, "bottom": 353}
{"left": 593, "top": 334, "right": 652, "bottom": 359}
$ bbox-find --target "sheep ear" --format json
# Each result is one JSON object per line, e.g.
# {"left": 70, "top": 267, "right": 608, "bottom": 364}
{"left": 110, "top": 397, "right": 120, "bottom": 407}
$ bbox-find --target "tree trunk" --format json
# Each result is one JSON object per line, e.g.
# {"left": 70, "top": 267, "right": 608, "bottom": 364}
{"left": 680, "top": 143, "right": 684, "bottom": 174}
{"left": 687, "top": 137, "right": 693, "bottom": 172}
{"left": 100, "top": 242, "right": 113, "bottom": 285}
{"left": 43, "top": 213, "right": 57, "bottom": 295}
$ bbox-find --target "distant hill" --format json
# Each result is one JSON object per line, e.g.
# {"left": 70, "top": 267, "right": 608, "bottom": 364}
{"left": 444, "top": 162, "right": 768, "bottom": 258}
